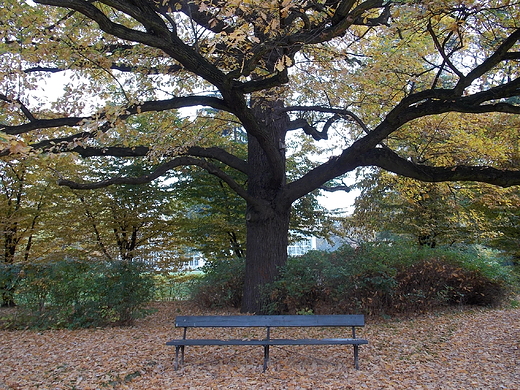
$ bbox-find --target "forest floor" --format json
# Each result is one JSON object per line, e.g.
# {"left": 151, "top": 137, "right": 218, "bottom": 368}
{"left": 0, "top": 301, "right": 519, "bottom": 390}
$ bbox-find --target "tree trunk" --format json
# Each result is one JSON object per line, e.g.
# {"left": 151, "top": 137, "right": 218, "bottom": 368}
{"left": 2, "top": 232, "right": 17, "bottom": 307}
{"left": 242, "top": 205, "right": 290, "bottom": 313}
{"left": 241, "top": 99, "right": 290, "bottom": 313}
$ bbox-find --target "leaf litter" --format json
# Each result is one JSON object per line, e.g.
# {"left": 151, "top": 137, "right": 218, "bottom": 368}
{"left": 0, "top": 301, "right": 518, "bottom": 389}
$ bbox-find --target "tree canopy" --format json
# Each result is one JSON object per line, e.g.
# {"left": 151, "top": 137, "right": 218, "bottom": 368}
{"left": 1, "top": 0, "right": 520, "bottom": 312}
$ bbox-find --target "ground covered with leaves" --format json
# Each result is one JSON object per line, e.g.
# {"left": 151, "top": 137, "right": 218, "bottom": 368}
{"left": 1, "top": 301, "right": 518, "bottom": 389}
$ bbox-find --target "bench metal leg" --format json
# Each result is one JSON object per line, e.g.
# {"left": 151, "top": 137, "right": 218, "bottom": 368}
{"left": 174, "top": 346, "right": 186, "bottom": 370}
{"left": 263, "top": 345, "right": 270, "bottom": 372}
{"left": 174, "top": 346, "right": 180, "bottom": 370}
{"left": 354, "top": 345, "right": 359, "bottom": 370}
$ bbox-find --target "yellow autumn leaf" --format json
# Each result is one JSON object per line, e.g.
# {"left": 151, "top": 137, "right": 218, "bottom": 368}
{"left": 274, "top": 55, "right": 292, "bottom": 72}
{"left": 9, "top": 140, "right": 31, "bottom": 155}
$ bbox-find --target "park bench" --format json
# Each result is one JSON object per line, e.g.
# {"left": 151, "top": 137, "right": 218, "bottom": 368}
{"left": 166, "top": 315, "right": 368, "bottom": 372}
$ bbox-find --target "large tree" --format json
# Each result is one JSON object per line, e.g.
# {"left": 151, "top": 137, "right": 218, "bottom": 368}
{"left": 1, "top": 0, "right": 520, "bottom": 312}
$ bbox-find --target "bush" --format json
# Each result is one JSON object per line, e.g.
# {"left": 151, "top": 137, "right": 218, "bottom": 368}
{"left": 177, "top": 241, "right": 515, "bottom": 316}
{"left": 189, "top": 258, "right": 244, "bottom": 308}
{"left": 0, "top": 262, "right": 22, "bottom": 307}
{"left": 266, "top": 241, "right": 514, "bottom": 315}
{"left": 4, "top": 259, "right": 155, "bottom": 329}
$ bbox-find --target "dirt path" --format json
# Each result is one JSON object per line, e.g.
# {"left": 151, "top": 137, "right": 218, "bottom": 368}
{"left": 1, "top": 302, "right": 518, "bottom": 389}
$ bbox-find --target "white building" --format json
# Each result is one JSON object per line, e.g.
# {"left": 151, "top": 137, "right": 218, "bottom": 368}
{"left": 287, "top": 236, "right": 317, "bottom": 257}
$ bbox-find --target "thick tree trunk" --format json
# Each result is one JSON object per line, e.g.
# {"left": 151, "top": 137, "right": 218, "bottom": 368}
{"left": 241, "top": 99, "right": 290, "bottom": 313}
{"left": 242, "top": 205, "right": 290, "bottom": 313}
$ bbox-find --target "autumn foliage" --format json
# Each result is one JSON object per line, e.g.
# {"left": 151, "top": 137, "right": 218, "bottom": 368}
{"left": 2, "top": 0, "right": 520, "bottom": 314}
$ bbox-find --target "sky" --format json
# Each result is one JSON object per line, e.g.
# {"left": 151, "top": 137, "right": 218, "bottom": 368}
{"left": 319, "top": 186, "right": 359, "bottom": 214}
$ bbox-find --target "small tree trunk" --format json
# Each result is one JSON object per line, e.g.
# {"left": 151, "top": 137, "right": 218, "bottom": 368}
{"left": 1, "top": 289, "right": 16, "bottom": 308}
{"left": 2, "top": 231, "right": 18, "bottom": 307}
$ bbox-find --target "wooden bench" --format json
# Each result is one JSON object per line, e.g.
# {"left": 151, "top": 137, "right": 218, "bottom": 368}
{"left": 166, "top": 315, "right": 368, "bottom": 372}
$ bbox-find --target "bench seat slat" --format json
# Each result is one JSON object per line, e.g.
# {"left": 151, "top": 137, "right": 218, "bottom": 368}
{"left": 167, "top": 338, "right": 368, "bottom": 346}
{"left": 175, "top": 315, "right": 365, "bottom": 328}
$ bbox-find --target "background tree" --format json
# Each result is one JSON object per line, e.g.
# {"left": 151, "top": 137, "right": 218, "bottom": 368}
{"left": 471, "top": 185, "right": 520, "bottom": 262}
{"left": 349, "top": 112, "right": 520, "bottom": 248}
{"left": 0, "top": 156, "right": 69, "bottom": 264}
{"left": 171, "top": 168, "right": 248, "bottom": 260}
{"left": 1, "top": 1, "right": 520, "bottom": 312}
{"left": 0, "top": 154, "right": 74, "bottom": 305}
{"left": 348, "top": 172, "right": 475, "bottom": 247}
{"left": 59, "top": 158, "right": 181, "bottom": 263}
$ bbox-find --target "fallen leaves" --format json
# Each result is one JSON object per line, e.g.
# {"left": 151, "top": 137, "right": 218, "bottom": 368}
{"left": 1, "top": 301, "right": 519, "bottom": 389}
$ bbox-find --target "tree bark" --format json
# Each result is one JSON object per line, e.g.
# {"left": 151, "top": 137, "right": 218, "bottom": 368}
{"left": 241, "top": 99, "right": 290, "bottom": 313}
{"left": 243, "top": 205, "right": 290, "bottom": 313}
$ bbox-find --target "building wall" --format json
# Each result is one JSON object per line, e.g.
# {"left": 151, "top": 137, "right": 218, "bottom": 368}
{"left": 287, "top": 236, "right": 317, "bottom": 257}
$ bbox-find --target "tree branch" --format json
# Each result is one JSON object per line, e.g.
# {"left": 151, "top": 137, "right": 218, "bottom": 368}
{"left": 360, "top": 148, "right": 520, "bottom": 188}
{"left": 287, "top": 118, "right": 327, "bottom": 140}
{"left": 427, "top": 21, "right": 465, "bottom": 80}
{"left": 35, "top": 0, "right": 228, "bottom": 89}
{"left": 57, "top": 155, "right": 258, "bottom": 205}
{"left": 23, "top": 63, "right": 182, "bottom": 75}
{"left": 455, "top": 28, "right": 520, "bottom": 94}
{"left": 233, "top": 72, "right": 290, "bottom": 94}
{"left": 320, "top": 184, "right": 355, "bottom": 192}
{"left": 0, "top": 94, "right": 37, "bottom": 122}
{"left": 44, "top": 143, "right": 249, "bottom": 174}
{"left": 158, "top": 0, "right": 234, "bottom": 35}
{"left": 1, "top": 95, "right": 231, "bottom": 136}
{"left": 184, "top": 146, "right": 248, "bottom": 174}
{"left": 284, "top": 105, "right": 371, "bottom": 139}
{"left": 285, "top": 82, "right": 520, "bottom": 203}
{"left": 288, "top": 0, "right": 386, "bottom": 45}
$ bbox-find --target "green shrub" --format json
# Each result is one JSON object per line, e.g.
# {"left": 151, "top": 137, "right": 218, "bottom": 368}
{"left": 175, "top": 240, "right": 514, "bottom": 316}
{"left": 266, "top": 241, "right": 514, "bottom": 315}
{"left": 189, "top": 258, "right": 244, "bottom": 308}
{"left": 0, "top": 262, "right": 22, "bottom": 307}
{"left": 94, "top": 260, "right": 156, "bottom": 326}
{"left": 5, "top": 259, "right": 155, "bottom": 329}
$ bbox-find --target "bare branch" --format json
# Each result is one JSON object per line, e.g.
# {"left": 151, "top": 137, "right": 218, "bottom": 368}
{"left": 360, "top": 148, "right": 520, "bottom": 188}
{"left": 57, "top": 154, "right": 258, "bottom": 205}
{"left": 0, "top": 94, "right": 37, "bottom": 122}
{"left": 1, "top": 95, "right": 231, "bottom": 136}
{"left": 284, "top": 105, "right": 371, "bottom": 139}
{"left": 427, "top": 21, "right": 465, "bottom": 80}
{"left": 288, "top": 118, "right": 327, "bottom": 140}
{"left": 320, "top": 184, "right": 355, "bottom": 192}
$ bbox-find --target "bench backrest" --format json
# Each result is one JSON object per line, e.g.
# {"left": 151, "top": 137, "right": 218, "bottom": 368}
{"left": 175, "top": 315, "right": 365, "bottom": 328}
